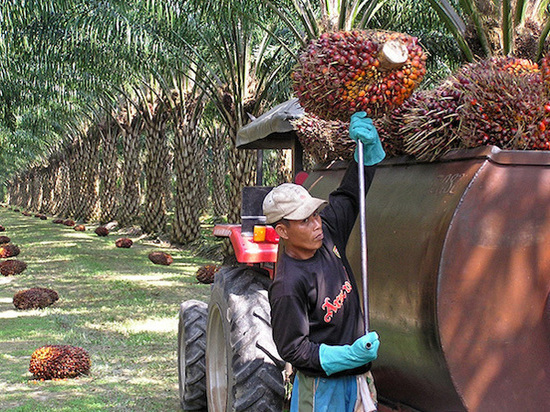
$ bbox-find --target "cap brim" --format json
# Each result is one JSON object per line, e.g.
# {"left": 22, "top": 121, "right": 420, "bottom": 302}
{"left": 284, "top": 197, "right": 327, "bottom": 221}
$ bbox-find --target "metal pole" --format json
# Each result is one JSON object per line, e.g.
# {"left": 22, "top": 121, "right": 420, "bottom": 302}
{"left": 356, "top": 141, "right": 370, "bottom": 333}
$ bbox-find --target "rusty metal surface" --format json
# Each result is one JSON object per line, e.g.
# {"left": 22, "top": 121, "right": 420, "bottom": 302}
{"left": 305, "top": 147, "right": 550, "bottom": 411}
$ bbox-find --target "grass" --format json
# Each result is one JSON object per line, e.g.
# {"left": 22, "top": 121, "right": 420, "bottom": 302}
{"left": 0, "top": 207, "right": 218, "bottom": 411}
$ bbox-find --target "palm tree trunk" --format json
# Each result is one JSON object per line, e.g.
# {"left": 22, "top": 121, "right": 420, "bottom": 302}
{"left": 117, "top": 115, "right": 142, "bottom": 228}
{"left": 226, "top": 128, "right": 256, "bottom": 225}
{"left": 171, "top": 97, "right": 204, "bottom": 244}
{"left": 99, "top": 119, "right": 119, "bottom": 223}
{"left": 211, "top": 127, "right": 228, "bottom": 219}
{"left": 142, "top": 118, "right": 170, "bottom": 235}
{"left": 75, "top": 128, "right": 101, "bottom": 222}
{"left": 53, "top": 151, "right": 71, "bottom": 217}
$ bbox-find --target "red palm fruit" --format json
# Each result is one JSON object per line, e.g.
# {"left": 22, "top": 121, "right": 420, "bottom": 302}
{"left": 1, "top": 259, "right": 27, "bottom": 276}
{"left": 0, "top": 244, "right": 20, "bottom": 258}
{"left": 115, "top": 238, "right": 133, "bottom": 248}
{"left": 13, "top": 287, "right": 58, "bottom": 309}
{"left": 52, "top": 219, "right": 64, "bottom": 224}
{"left": 29, "top": 345, "right": 90, "bottom": 380}
{"left": 0, "top": 235, "right": 11, "bottom": 244}
{"left": 95, "top": 226, "right": 109, "bottom": 237}
{"left": 74, "top": 225, "right": 86, "bottom": 231}
{"left": 63, "top": 219, "right": 75, "bottom": 226}
{"left": 0, "top": 225, "right": 5, "bottom": 231}
{"left": 148, "top": 251, "right": 173, "bottom": 266}
{"left": 195, "top": 264, "right": 220, "bottom": 284}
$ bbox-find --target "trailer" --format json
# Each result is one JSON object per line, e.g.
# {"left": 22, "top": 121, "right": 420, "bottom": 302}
{"left": 178, "top": 99, "right": 550, "bottom": 411}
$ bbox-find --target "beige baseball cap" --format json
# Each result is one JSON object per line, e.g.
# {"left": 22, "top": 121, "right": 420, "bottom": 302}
{"left": 263, "top": 183, "right": 327, "bottom": 224}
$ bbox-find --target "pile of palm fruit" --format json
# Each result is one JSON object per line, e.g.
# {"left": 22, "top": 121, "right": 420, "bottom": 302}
{"left": 29, "top": 345, "right": 90, "bottom": 380}
{"left": 13, "top": 287, "right": 58, "bottom": 309}
{"left": 292, "top": 28, "right": 550, "bottom": 163}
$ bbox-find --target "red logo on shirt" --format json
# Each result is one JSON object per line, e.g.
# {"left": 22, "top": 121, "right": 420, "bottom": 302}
{"left": 321, "top": 281, "right": 352, "bottom": 323}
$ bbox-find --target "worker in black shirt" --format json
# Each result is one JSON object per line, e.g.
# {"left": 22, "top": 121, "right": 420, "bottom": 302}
{"left": 263, "top": 112, "right": 385, "bottom": 412}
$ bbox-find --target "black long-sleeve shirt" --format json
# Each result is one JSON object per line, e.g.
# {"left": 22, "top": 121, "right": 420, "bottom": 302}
{"left": 269, "top": 161, "right": 376, "bottom": 378}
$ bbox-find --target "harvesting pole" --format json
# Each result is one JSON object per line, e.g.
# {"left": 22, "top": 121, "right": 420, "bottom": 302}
{"left": 357, "top": 140, "right": 370, "bottom": 333}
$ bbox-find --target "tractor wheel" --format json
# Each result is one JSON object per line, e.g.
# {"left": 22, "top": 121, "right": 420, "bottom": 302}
{"left": 178, "top": 299, "right": 208, "bottom": 411}
{"left": 206, "top": 266, "right": 284, "bottom": 411}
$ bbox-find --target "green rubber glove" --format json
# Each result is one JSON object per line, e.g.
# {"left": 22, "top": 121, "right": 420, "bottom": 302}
{"left": 319, "top": 331, "right": 380, "bottom": 376}
{"left": 349, "top": 112, "right": 386, "bottom": 166}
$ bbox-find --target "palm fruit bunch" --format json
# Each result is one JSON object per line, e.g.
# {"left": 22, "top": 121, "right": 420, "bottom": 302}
{"left": 0, "top": 235, "right": 11, "bottom": 244}
{"left": 292, "top": 29, "right": 427, "bottom": 122}
{"left": 1, "top": 259, "right": 27, "bottom": 276}
{"left": 52, "top": 219, "right": 64, "bottom": 224}
{"left": 291, "top": 114, "right": 355, "bottom": 163}
{"left": 540, "top": 51, "right": 550, "bottom": 89}
{"left": 115, "top": 238, "right": 133, "bottom": 248}
{"left": 29, "top": 345, "right": 90, "bottom": 380}
{"left": 95, "top": 226, "right": 109, "bottom": 236}
{"left": 0, "top": 243, "right": 20, "bottom": 258}
{"left": 450, "top": 57, "right": 550, "bottom": 150}
{"left": 396, "top": 85, "right": 464, "bottom": 161}
{"left": 13, "top": 287, "right": 58, "bottom": 309}
{"left": 63, "top": 219, "right": 75, "bottom": 226}
{"left": 379, "top": 56, "right": 550, "bottom": 161}
{"left": 74, "top": 224, "right": 86, "bottom": 231}
{"left": 148, "top": 251, "right": 173, "bottom": 266}
{"left": 195, "top": 264, "right": 220, "bottom": 284}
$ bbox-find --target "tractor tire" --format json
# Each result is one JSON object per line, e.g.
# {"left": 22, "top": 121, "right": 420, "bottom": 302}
{"left": 206, "top": 266, "right": 285, "bottom": 411}
{"left": 178, "top": 299, "right": 208, "bottom": 411}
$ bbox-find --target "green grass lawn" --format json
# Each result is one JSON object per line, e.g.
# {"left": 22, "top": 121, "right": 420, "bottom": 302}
{"left": 0, "top": 208, "right": 216, "bottom": 411}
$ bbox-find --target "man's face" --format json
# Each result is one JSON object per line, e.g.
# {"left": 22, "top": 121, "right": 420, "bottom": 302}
{"left": 275, "top": 211, "right": 323, "bottom": 260}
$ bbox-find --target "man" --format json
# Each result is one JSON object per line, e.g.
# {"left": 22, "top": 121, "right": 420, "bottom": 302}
{"left": 263, "top": 112, "right": 385, "bottom": 412}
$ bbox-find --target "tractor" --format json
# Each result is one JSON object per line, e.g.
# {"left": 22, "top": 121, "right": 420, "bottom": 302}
{"left": 178, "top": 98, "right": 550, "bottom": 411}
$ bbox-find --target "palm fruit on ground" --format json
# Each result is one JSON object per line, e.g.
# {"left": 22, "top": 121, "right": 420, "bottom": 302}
{"left": 95, "top": 226, "right": 109, "bottom": 236}
{"left": 29, "top": 345, "right": 90, "bottom": 380}
{"left": 0, "top": 235, "right": 11, "bottom": 244}
{"left": 115, "top": 238, "right": 133, "bottom": 248}
{"left": 13, "top": 287, "right": 58, "bottom": 309}
{"left": 63, "top": 219, "right": 75, "bottom": 226}
{"left": 22, "top": 211, "right": 31, "bottom": 216}
{"left": 292, "top": 30, "right": 427, "bottom": 122}
{"left": 0, "top": 225, "right": 5, "bottom": 231}
{"left": 1, "top": 259, "right": 27, "bottom": 276}
{"left": 52, "top": 219, "right": 63, "bottom": 224}
{"left": 0, "top": 243, "right": 20, "bottom": 258}
{"left": 148, "top": 251, "right": 173, "bottom": 266}
{"left": 39, "top": 215, "right": 47, "bottom": 220}
{"left": 195, "top": 264, "right": 220, "bottom": 284}
{"left": 74, "top": 224, "right": 86, "bottom": 231}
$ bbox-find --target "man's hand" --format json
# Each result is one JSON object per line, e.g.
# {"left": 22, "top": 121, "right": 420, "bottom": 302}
{"left": 319, "top": 331, "right": 381, "bottom": 376}
{"left": 349, "top": 331, "right": 380, "bottom": 361}
{"left": 349, "top": 112, "right": 385, "bottom": 166}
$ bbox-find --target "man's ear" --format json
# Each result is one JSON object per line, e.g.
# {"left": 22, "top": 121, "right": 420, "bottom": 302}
{"left": 275, "top": 223, "right": 289, "bottom": 240}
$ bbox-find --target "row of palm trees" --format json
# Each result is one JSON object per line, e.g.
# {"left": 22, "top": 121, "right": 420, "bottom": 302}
{"left": 1, "top": 0, "right": 549, "bottom": 245}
